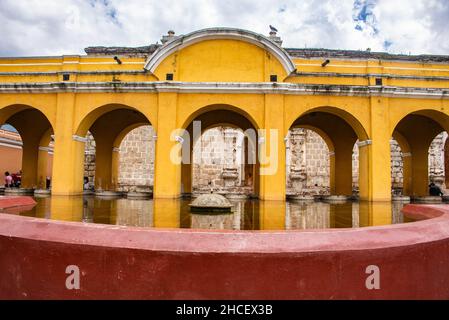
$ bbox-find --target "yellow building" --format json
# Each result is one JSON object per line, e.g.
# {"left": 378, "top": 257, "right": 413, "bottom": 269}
{"left": 1, "top": 27, "right": 449, "bottom": 201}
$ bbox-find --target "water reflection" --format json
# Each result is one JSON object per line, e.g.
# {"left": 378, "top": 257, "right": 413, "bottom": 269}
{"left": 0, "top": 196, "right": 411, "bottom": 231}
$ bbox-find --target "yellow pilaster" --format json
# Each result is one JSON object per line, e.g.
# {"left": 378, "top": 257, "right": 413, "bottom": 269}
{"left": 153, "top": 92, "right": 181, "bottom": 198}
{"left": 259, "top": 94, "right": 286, "bottom": 200}
{"left": 334, "top": 145, "right": 354, "bottom": 196}
{"left": 365, "top": 97, "right": 391, "bottom": 201}
{"left": 111, "top": 148, "right": 120, "bottom": 191}
{"left": 37, "top": 148, "right": 49, "bottom": 189}
{"left": 410, "top": 146, "right": 429, "bottom": 196}
{"left": 20, "top": 140, "right": 39, "bottom": 188}
{"left": 94, "top": 138, "right": 113, "bottom": 190}
{"left": 51, "top": 93, "right": 85, "bottom": 195}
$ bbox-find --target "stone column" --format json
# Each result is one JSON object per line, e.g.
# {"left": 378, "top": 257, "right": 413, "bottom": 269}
{"left": 51, "top": 93, "right": 85, "bottom": 195}
{"left": 259, "top": 94, "right": 286, "bottom": 201}
{"left": 153, "top": 92, "right": 181, "bottom": 198}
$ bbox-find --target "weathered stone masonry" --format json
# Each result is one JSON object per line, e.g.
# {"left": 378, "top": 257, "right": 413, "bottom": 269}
{"left": 84, "top": 126, "right": 448, "bottom": 195}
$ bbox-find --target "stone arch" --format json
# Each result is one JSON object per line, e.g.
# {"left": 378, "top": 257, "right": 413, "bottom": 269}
{"left": 391, "top": 109, "right": 449, "bottom": 196}
{"left": 0, "top": 104, "right": 55, "bottom": 188}
{"left": 74, "top": 104, "right": 155, "bottom": 138}
{"left": 0, "top": 104, "right": 56, "bottom": 130}
{"left": 74, "top": 104, "right": 153, "bottom": 191}
{"left": 181, "top": 105, "right": 260, "bottom": 197}
{"left": 192, "top": 126, "right": 253, "bottom": 196}
{"left": 180, "top": 103, "right": 261, "bottom": 132}
{"left": 287, "top": 106, "right": 370, "bottom": 198}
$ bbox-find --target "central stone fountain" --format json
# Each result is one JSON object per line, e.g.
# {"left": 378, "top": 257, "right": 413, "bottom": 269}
{"left": 189, "top": 193, "right": 233, "bottom": 213}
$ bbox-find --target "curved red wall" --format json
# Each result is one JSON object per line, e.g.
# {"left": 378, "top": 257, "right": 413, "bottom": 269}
{"left": 1, "top": 198, "right": 449, "bottom": 299}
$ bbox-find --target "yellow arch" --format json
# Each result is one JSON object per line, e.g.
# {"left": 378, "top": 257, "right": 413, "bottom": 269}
{"left": 287, "top": 106, "right": 370, "bottom": 141}
{"left": 0, "top": 104, "right": 56, "bottom": 131}
{"left": 180, "top": 104, "right": 261, "bottom": 131}
{"left": 74, "top": 104, "right": 155, "bottom": 137}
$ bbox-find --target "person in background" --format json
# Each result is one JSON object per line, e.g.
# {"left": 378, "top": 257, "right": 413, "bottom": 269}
{"left": 11, "top": 172, "right": 21, "bottom": 187}
{"left": 83, "top": 177, "right": 90, "bottom": 190}
{"left": 4, "top": 172, "right": 13, "bottom": 188}
{"left": 429, "top": 182, "right": 444, "bottom": 196}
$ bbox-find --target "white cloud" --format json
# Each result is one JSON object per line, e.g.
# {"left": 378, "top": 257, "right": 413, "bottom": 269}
{"left": 0, "top": 0, "right": 448, "bottom": 56}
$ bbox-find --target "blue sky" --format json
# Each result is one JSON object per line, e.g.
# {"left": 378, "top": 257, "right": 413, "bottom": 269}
{"left": 0, "top": 0, "right": 448, "bottom": 56}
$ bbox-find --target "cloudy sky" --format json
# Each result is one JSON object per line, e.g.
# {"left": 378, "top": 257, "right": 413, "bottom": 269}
{"left": 0, "top": 0, "right": 448, "bottom": 57}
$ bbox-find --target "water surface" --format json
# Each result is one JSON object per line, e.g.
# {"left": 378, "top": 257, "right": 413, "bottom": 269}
{"left": 0, "top": 196, "right": 414, "bottom": 231}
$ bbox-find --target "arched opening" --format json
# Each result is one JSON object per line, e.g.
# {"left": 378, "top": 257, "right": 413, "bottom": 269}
{"left": 391, "top": 110, "right": 449, "bottom": 197}
{"left": 75, "top": 105, "right": 153, "bottom": 192}
{"left": 181, "top": 106, "right": 259, "bottom": 198}
{"left": 192, "top": 126, "right": 254, "bottom": 196}
{"left": 285, "top": 127, "right": 332, "bottom": 197}
{"left": 287, "top": 107, "right": 369, "bottom": 199}
{"left": 0, "top": 106, "right": 54, "bottom": 190}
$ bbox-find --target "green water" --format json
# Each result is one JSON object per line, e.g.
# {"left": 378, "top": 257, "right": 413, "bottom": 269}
{"left": 0, "top": 195, "right": 414, "bottom": 231}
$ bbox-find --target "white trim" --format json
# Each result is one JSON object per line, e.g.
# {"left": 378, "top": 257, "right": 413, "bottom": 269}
{"left": 72, "top": 135, "right": 88, "bottom": 143}
{"left": 39, "top": 146, "right": 53, "bottom": 152}
{"left": 0, "top": 142, "right": 22, "bottom": 149}
{"left": 112, "top": 147, "right": 120, "bottom": 153}
{"left": 1, "top": 81, "right": 449, "bottom": 99}
{"left": 402, "top": 152, "right": 412, "bottom": 157}
{"left": 0, "top": 62, "right": 144, "bottom": 67}
{"left": 0, "top": 137, "right": 22, "bottom": 147}
{"left": 357, "top": 140, "right": 372, "bottom": 147}
{"left": 174, "top": 135, "right": 184, "bottom": 144}
{"left": 295, "top": 63, "right": 449, "bottom": 73}
{"left": 328, "top": 151, "right": 335, "bottom": 156}
{"left": 144, "top": 28, "right": 296, "bottom": 75}
{"left": 258, "top": 137, "right": 265, "bottom": 144}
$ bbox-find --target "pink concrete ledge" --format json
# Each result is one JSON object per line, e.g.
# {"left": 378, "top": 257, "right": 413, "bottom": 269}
{"left": 1, "top": 204, "right": 449, "bottom": 299}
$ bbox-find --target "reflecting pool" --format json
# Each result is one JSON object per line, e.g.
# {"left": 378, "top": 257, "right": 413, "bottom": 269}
{"left": 0, "top": 195, "right": 416, "bottom": 231}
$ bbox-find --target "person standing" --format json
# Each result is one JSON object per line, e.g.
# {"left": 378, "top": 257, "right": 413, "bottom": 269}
{"left": 4, "top": 172, "right": 13, "bottom": 188}
{"left": 429, "top": 182, "right": 444, "bottom": 196}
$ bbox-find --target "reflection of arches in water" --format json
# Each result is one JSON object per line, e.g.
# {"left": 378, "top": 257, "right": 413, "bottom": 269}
{"left": 286, "top": 202, "right": 331, "bottom": 229}
{"left": 81, "top": 197, "right": 153, "bottom": 227}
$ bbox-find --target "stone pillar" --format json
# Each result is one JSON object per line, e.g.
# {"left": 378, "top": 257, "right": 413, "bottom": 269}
{"left": 20, "top": 140, "right": 39, "bottom": 188}
{"left": 37, "top": 147, "right": 50, "bottom": 189}
{"left": 259, "top": 94, "right": 286, "bottom": 201}
{"left": 153, "top": 92, "right": 181, "bottom": 198}
{"left": 93, "top": 137, "right": 113, "bottom": 190}
{"left": 334, "top": 143, "right": 354, "bottom": 196}
{"left": 363, "top": 97, "right": 391, "bottom": 201}
{"left": 51, "top": 93, "right": 85, "bottom": 195}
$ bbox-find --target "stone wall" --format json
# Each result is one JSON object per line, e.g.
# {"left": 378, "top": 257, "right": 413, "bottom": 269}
{"left": 117, "top": 126, "right": 155, "bottom": 192}
{"left": 286, "top": 129, "right": 330, "bottom": 195}
{"left": 83, "top": 126, "right": 155, "bottom": 192}
{"left": 83, "top": 126, "right": 448, "bottom": 196}
{"left": 191, "top": 127, "right": 252, "bottom": 195}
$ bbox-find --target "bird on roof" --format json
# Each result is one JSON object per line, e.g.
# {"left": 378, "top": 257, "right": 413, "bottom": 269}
{"left": 269, "top": 25, "right": 278, "bottom": 32}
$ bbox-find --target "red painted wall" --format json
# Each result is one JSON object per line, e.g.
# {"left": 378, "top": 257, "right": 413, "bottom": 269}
{"left": 1, "top": 204, "right": 449, "bottom": 300}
